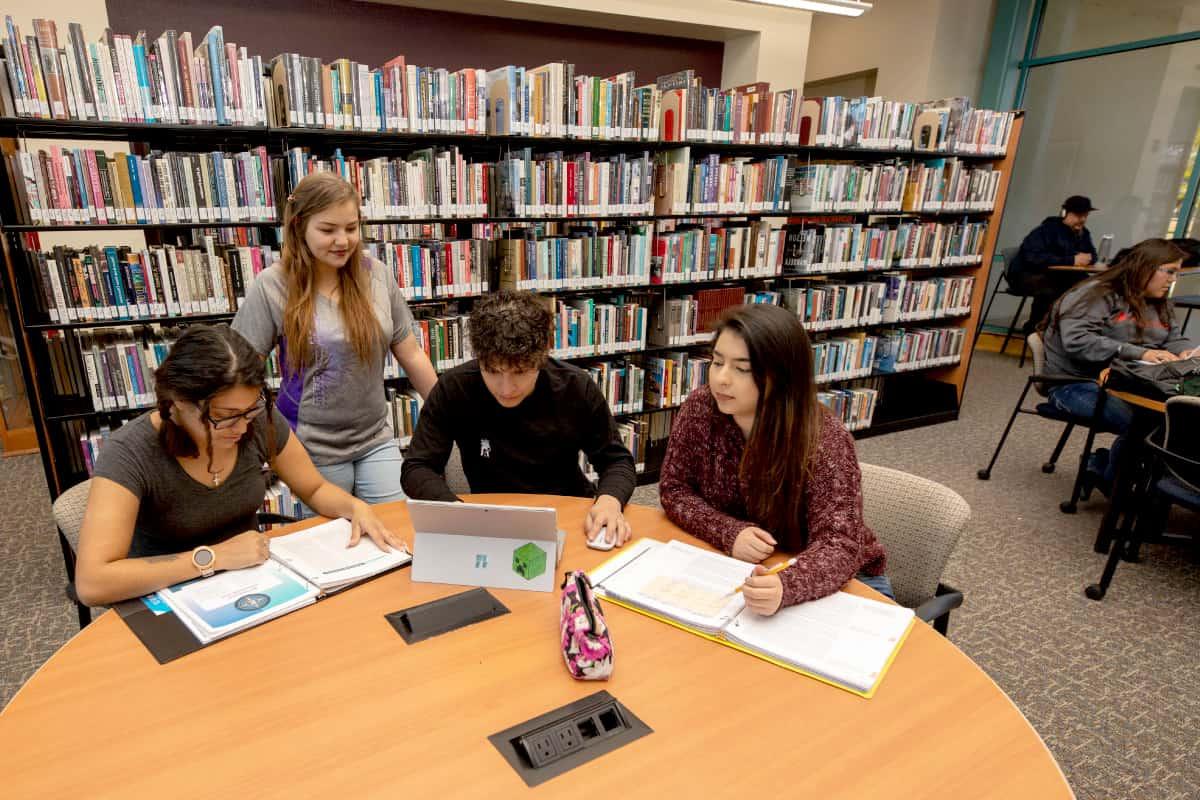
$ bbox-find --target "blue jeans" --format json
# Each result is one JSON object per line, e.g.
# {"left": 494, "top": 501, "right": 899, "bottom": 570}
{"left": 1047, "top": 381, "right": 1135, "bottom": 434}
{"left": 856, "top": 572, "right": 895, "bottom": 600}
{"left": 304, "top": 441, "right": 405, "bottom": 517}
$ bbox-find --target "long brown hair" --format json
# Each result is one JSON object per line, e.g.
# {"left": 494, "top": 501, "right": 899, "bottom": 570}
{"left": 1045, "top": 238, "right": 1185, "bottom": 335}
{"left": 713, "top": 304, "right": 822, "bottom": 550}
{"left": 281, "top": 171, "right": 381, "bottom": 373}
{"left": 155, "top": 324, "right": 277, "bottom": 475}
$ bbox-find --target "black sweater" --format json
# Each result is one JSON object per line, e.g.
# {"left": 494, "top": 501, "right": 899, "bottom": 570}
{"left": 1009, "top": 216, "right": 1098, "bottom": 278}
{"left": 400, "top": 358, "right": 637, "bottom": 505}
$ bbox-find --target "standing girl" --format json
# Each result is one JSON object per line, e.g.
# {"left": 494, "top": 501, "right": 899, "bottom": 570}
{"left": 234, "top": 172, "right": 437, "bottom": 506}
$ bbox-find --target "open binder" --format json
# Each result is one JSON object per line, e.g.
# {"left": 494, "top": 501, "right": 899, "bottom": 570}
{"left": 589, "top": 538, "right": 914, "bottom": 698}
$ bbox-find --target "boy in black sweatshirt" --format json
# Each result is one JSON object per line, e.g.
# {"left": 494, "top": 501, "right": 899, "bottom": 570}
{"left": 401, "top": 291, "right": 636, "bottom": 546}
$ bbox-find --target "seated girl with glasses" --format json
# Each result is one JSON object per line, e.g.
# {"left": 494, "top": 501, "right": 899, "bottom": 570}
{"left": 75, "top": 325, "right": 407, "bottom": 607}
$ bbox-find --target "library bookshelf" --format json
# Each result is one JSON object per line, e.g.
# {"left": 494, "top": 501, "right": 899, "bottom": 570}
{"left": 0, "top": 109, "right": 1022, "bottom": 500}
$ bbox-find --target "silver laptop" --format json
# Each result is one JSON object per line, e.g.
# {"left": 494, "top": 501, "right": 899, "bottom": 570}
{"left": 408, "top": 500, "right": 563, "bottom": 593}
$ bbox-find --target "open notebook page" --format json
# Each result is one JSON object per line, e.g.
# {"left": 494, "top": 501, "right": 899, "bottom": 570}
{"left": 592, "top": 539, "right": 754, "bottom": 634}
{"left": 269, "top": 518, "right": 412, "bottom": 592}
{"left": 724, "top": 591, "right": 914, "bottom": 693}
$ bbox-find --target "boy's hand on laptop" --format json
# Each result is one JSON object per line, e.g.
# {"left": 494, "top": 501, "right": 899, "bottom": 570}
{"left": 586, "top": 495, "right": 631, "bottom": 547}
{"left": 347, "top": 501, "right": 410, "bottom": 554}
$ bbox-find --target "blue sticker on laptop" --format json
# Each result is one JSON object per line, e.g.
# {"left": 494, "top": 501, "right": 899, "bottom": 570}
{"left": 141, "top": 592, "right": 172, "bottom": 615}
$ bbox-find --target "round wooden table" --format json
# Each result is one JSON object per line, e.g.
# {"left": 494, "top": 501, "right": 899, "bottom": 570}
{"left": 0, "top": 495, "right": 1073, "bottom": 798}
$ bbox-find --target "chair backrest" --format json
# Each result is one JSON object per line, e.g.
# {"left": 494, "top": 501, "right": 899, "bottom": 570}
{"left": 52, "top": 479, "right": 92, "bottom": 553}
{"left": 1025, "top": 331, "right": 1052, "bottom": 396}
{"left": 858, "top": 463, "right": 970, "bottom": 609}
{"left": 1000, "top": 246, "right": 1020, "bottom": 285}
{"left": 1163, "top": 396, "right": 1200, "bottom": 491}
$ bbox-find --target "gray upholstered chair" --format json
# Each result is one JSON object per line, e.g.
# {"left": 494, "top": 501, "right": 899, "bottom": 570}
{"left": 51, "top": 479, "right": 93, "bottom": 629}
{"left": 859, "top": 463, "right": 968, "bottom": 635}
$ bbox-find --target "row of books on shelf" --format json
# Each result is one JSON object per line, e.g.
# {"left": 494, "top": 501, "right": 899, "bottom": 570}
{"left": 1, "top": 17, "right": 1015, "bottom": 157}
{"left": 782, "top": 219, "right": 987, "bottom": 274}
{"left": 550, "top": 298, "right": 650, "bottom": 359}
{"left": 810, "top": 326, "right": 966, "bottom": 383}
{"left": 653, "top": 150, "right": 790, "bottom": 215}
{"left": 19, "top": 242, "right": 277, "bottom": 323}
{"left": 7, "top": 145, "right": 276, "bottom": 225}
{"left": 818, "top": 386, "right": 880, "bottom": 432}
{"left": 789, "top": 158, "right": 1000, "bottom": 214}
{"left": 364, "top": 238, "right": 489, "bottom": 300}
{"left": 386, "top": 386, "right": 423, "bottom": 448}
{"left": 6, "top": 142, "right": 1003, "bottom": 228}
{"left": 1, "top": 19, "right": 266, "bottom": 125}
{"left": 778, "top": 275, "right": 975, "bottom": 331}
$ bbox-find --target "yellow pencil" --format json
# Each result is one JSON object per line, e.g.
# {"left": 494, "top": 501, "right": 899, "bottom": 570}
{"left": 732, "top": 557, "right": 798, "bottom": 594}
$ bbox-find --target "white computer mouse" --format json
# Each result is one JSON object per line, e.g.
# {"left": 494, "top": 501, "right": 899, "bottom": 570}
{"left": 587, "top": 527, "right": 616, "bottom": 551}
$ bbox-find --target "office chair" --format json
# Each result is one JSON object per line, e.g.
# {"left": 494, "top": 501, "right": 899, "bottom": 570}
{"left": 859, "top": 463, "right": 968, "bottom": 636}
{"left": 1086, "top": 396, "right": 1200, "bottom": 600}
{"left": 973, "top": 247, "right": 1032, "bottom": 367}
{"left": 52, "top": 479, "right": 298, "bottom": 629}
{"left": 976, "top": 332, "right": 1117, "bottom": 513}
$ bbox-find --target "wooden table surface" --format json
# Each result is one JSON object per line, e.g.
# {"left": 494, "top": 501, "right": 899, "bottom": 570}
{"left": 0, "top": 495, "right": 1073, "bottom": 799}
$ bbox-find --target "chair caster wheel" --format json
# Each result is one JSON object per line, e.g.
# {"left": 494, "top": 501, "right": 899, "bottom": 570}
{"left": 1041, "top": 463, "right": 1055, "bottom": 474}
{"left": 1084, "top": 584, "right": 1105, "bottom": 601}
{"left": 976, "top": 469, "right": 991, "bottom": 480}
{"left": 1059, "top": 501, "right": 1077, "bottom": 514}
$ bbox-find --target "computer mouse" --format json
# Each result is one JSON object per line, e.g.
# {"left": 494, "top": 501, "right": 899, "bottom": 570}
{"left": 587, "top": 527, "right": 616, "bottom": 551}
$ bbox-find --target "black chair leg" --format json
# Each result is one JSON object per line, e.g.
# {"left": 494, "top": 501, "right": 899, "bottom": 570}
{"left": 1019, "top": 339, "right": 1030, "bottom": 369}
{"left": 999, "top": 296, "right": 1028, "bottom": 357}
{"left": 1061, "top": 426, "right": 1098, "bottom": 514}
{"left": 56, "top": 529, "right": 90, "bottom": 630}
{"left": 978, "top": 379, "right": 1034, "bottom": 480}
{"left": 974, "top": 277, "right": 1004, "bottom": 348}
{"left": 1042, "top": 423, "right": 1074, "bottom": 473}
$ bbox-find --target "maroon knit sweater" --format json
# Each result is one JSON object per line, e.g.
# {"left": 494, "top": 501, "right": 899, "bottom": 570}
{"left": 659, "top": 386, "right": 887, "bottom": 607}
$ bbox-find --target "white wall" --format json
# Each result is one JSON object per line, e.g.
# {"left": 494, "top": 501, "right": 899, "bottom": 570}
{"left": 806, "top": 0, "right": 996, "bottom": 102}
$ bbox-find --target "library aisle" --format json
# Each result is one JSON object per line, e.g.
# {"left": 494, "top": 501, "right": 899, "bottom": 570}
{"left": 2, "top": 350, "right": 1196, "bottom": 799}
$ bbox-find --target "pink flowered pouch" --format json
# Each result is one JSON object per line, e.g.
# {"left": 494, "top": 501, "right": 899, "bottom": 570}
{"left": 560, "top": 570, "right": 614, "bottom": 680}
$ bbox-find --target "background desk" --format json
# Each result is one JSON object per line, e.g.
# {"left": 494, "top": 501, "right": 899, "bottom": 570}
{"left": 0, "top": 495, "right": 1073, "bottom": 798}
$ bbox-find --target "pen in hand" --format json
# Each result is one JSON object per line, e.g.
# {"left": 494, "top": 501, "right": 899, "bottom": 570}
{"left": 730, "top": 557, "right": 798, "bottom": 596}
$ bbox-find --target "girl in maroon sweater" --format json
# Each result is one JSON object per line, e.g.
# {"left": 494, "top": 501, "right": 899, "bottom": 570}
{"left": 659, "top": 304, "right": 889, "bottom": 615}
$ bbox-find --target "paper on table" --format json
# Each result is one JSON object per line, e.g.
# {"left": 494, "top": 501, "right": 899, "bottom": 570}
{"left": 594, "top": 540, "right": 753, "bottom": 633}
{"left": 724, "top": 591, "right": 914, "bottom": 693}
{"left": 269, "top": 518, "right": 412, "bottom": 591}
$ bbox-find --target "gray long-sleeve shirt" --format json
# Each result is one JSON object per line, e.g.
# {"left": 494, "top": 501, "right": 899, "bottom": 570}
{"left": 1043, "top": 280, "right": 1194, "bottom": 379}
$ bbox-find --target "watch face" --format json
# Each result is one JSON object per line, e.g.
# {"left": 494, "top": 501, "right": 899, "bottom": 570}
{"left": 194, "top": 548, "right": 215, "bottom": 568}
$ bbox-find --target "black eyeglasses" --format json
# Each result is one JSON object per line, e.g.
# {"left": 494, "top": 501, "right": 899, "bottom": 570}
{"left": 204, "top": 394, "right": 267, "bottom": 430}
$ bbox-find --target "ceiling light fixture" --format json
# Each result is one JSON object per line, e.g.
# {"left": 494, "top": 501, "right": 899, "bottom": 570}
{"left": 739, "top": 0, "right": 873, "bottom": 16}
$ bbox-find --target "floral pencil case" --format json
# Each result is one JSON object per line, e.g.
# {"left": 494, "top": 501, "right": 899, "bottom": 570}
{"left": 560, "top": 570, "right": 614, "bottom": 680}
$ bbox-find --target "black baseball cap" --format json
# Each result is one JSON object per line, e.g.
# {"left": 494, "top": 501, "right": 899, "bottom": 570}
{"left": 1062, "top": 195, "right": 1097, "bottom": 214}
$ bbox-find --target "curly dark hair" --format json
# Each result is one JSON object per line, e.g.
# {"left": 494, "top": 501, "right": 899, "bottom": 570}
{"left": 468, "top": 290, "right": 552, "bottom": 370}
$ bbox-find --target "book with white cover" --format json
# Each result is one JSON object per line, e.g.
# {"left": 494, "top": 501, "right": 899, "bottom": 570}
{"left": 590, "top": 538, "right": 914, "bottom": 697}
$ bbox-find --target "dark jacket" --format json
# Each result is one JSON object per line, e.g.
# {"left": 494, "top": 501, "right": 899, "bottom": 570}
{"left": 1009, "top": 216, "right": 1098, "bottom": 279}
{"left": 400, "top": 358, "right": 636, "bottom": 504}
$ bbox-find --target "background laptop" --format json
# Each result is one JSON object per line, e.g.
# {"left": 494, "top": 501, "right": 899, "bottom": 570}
{"left": 408, "top": 500, "right": 564, "bottom": 593}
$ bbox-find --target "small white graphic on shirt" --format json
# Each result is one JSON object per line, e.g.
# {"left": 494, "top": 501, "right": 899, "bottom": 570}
{"left": 480, "top": 438, "right": 492, "bottom": 458}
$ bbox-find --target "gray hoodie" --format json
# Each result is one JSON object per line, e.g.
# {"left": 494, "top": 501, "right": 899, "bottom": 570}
{"left": 1043, "top": 279, "right": 1194, "bottom": 379}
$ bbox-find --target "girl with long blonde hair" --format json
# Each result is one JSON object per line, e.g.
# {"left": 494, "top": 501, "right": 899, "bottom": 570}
{"left": 233, "top": 172, "right": 437, "bottom": 507}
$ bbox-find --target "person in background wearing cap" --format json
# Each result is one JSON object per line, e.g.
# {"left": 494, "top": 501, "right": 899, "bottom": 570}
{"left": 1007, "top": 195, "right": 1100, "bottom": 334}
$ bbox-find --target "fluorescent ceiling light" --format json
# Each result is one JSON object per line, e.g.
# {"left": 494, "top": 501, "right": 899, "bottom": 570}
{"left": 739, "top": 0, "right": 873, "bottom": 16}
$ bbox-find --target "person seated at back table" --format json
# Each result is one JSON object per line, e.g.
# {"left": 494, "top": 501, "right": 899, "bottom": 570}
{"left": 75, "top": 325, "right": 406, "bottom": 607}
{"left": 1009, "top": 195, "right": 1100, "bottom": 334}
{"left": 658, "top": 304, "right": 889, "bottom": 617}
{"left": 1040, "top": 238, "right": 1198, "bottom": 488}
{"left": 401, "top": 290, "right": 637, "bottom": 547}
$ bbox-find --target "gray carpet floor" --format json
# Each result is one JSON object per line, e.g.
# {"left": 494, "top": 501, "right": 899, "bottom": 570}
{"left": 2, "top": 351, "right": 1197, "bottom": 798}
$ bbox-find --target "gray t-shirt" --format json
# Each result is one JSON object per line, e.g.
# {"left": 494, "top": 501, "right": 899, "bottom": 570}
{"left": 93, "top": 409, "right": 292, "bottom": 558}
{"left": 232, "top": 258, "right": 415, "bottom": 465}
